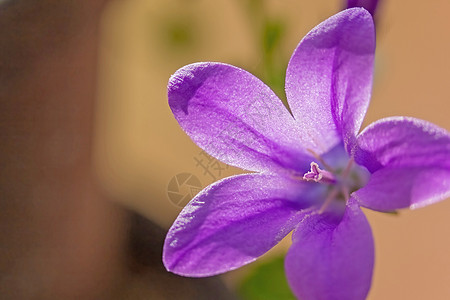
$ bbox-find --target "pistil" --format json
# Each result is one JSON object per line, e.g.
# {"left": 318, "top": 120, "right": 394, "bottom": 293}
{"left": 303, "top": 162, "right": 336, "bottom": 184}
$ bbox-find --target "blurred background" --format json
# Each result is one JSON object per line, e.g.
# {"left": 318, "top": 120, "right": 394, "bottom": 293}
{"left": 1, "top": 0, "right": 450, "bottom": 299}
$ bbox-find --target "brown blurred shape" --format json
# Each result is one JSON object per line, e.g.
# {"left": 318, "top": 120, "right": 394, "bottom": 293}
{"left": 0, "top": 1, "right": 234, "bottom": 299}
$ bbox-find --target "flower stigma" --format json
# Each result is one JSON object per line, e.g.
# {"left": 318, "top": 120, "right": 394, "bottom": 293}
{"left": 303, "top": 162, "right": 336, "bottom": 184}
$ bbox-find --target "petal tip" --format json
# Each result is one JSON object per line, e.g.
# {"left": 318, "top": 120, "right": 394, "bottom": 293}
{"left": 344, "top": 6, "right": 373, "bottom": 17}
{"left": 336, "top": 7, "right": 375, "bottom": 34}
{"left": 167, "top": 62, "right": 209, "bottom": 115}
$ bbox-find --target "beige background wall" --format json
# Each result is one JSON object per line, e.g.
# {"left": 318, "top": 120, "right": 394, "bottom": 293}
{"left": 95, "top": 1, "right": 450, "bottom": 299}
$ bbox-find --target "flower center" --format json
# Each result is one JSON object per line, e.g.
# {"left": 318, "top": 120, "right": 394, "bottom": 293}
{"left": 301, "top": 156, "right": 368, "bottom": 213}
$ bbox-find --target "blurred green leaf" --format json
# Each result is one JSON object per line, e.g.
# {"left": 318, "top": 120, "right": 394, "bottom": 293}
{"left": 263, "top": 20, "right": 284, "bottom": 55}
{"left": 163, "top": 19, "right": 195, "bottom": 49}
{"left": 385, "top": 210, "right": 399, "bottom": 215}
{"left": 237, "top": 255, "right": 296, "bottom": 300}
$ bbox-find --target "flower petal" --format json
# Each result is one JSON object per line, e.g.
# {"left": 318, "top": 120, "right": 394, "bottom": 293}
{"left": 285, "top": 8, "right": 375, "bottom": 154}
{"left": 354, "top": 116, "right": 450, "bottom": 210}
{"left": 163, "top": 173, "right": 324, "bottom": 277}
{"left": 168, "top": 62, "right": 312, "bottom": 173}
{"left": 354, "top": 167, "right": 450, "bottom": 211}
{"left": 354, "top": 117, "right": 450, "bottom": 171}
{"left": 285, "top": 200, "right": 374, "bottom": 300}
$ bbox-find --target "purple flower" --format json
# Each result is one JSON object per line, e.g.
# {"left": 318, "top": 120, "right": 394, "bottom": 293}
{"left": 346, "top": 0, "right": 380, "bottom": 17}
{"left": 163, "top": 8, "right": 450, "bottom": 299}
